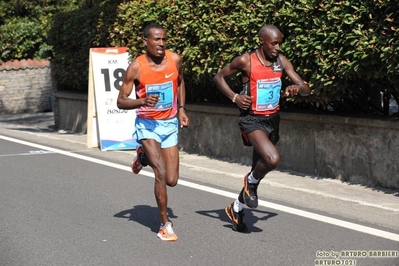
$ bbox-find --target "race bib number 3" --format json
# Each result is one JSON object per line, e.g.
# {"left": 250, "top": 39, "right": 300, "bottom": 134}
{"left": 256, "top": 79, "right": 281, "bottom": 111}
{"left": 146, "top": 81, "right": 173, "bottom": 110}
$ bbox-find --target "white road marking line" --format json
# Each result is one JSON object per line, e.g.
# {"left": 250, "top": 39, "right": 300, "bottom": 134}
{"left": 0, "top": 149, "right": 92, "bottom": 157}
{"left": 1, "top": 134, "right": 398, "bottom": 242}
{"left": 181, "top": 163, "right": 399, "bottom": 212}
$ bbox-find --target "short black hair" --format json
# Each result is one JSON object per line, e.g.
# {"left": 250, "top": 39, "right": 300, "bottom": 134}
{"left": 142, "top": 22, "right": 164, "bottom": 38}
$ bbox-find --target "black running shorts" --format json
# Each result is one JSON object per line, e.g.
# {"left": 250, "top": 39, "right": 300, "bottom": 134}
{"left": 238, "top": 113, "right": 280, "bottom": 146}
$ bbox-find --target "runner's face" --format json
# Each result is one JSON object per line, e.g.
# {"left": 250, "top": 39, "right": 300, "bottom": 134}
{"left": 144, "top": 28, "right": 167, "bottom": 58}
{"left": 260, "top": 30, "right": 282, "bottom": 60}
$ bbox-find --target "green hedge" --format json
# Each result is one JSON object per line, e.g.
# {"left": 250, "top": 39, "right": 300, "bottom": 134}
{"left": 0, "top": 17, "right": 47, "bottom": 60}
{"left": 109, "top": 1, "right": 271, "bottom": 104}
{"left": 47, "top": 0, "right": 124, "bottom": 90}
{"left": 0, "top": 0, "right": 84, "bottom": 61}
{"left": 5, "top": 0, "right": 398, "bottom": 116}
{"left": 272, "top": 0, "right": 399, "bottom": 114}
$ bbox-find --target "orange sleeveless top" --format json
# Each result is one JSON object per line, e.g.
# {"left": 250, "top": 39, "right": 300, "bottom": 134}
{"left": 135, "top": 50, "right": 178, "bottom": 120}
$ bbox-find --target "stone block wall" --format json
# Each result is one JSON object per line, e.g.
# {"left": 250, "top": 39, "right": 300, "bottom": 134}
{"left": 0, "top": 59, "right": 53, "bottom": 114}
{"left": 2, "top": 60, "right": 397, "bottom": 189}
{"left": 179, "top": 104, "right": 399, "bottom": 190}
{"left": 52, "top": 95, "right": 399, "bottom": 189}
{"left": 278, "top": 113, "right": 399, "bottom": 189}
{"left": 50, "top": 89, "right": 399, "bottom": 190}
{"left": 53, "top": 91, "right": 88, "bottom": 133}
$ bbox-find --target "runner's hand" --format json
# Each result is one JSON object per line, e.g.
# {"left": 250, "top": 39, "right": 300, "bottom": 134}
{"left": 284, "top": 84, "right": 302, "bottom": 97}
{"left": 235, "top": 94, "right": 253, "bottom": 110}
{"left": 143, "top": 94, "right": 160, "bottom": 107}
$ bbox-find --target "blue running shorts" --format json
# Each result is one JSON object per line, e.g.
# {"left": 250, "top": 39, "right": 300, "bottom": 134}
{"left": 133, "top": 116, "right": 179, "bottom": 148}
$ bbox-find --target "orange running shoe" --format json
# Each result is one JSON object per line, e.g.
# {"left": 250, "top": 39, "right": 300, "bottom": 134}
{"left": 157, "top": 222, "right": 178, "bottom": 241}
{"left": 132, "top": 145, "right": 145, "bottom": 174}
{"left": 243, "top": 173, "right": 259, "bottom": 208}
{"left": 225, "top": 203, "right": 247, "bottom": 232}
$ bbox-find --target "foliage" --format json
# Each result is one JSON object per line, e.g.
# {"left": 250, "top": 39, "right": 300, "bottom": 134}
{"left": 0, "top": 0, "right": 88, "bottom": 61}
{"left": 47, "top": 9, "right": 98, "bottom": 90}
{"left": 1, "top": 0, "right": 398, "bottom": 116}
{"left": 108, "top": 0, "right": 399, "bottom": 115}
{"left": 0, "top": 17, "right": 46, "bottom": 60}
{"left": 47, "top": 0, "right": 124, "bottom": 90}
{"left": 109, "top": 0, "right": 271, "bottom": 103}
{"left": 269, "top": 0, "right": 399, "bottom": 114}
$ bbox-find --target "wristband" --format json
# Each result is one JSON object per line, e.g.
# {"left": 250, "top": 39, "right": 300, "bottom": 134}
{"left": 232, "top": 94, "right": 238, "bottom": 103}
{"left": 297, "top": 82, "right": 304, "bottom": 93}
{"left": 178, "top": 105, "right": 186, "bottom": 110}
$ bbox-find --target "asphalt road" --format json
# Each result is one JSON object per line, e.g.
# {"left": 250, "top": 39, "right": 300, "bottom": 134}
{"left": 0, "top": 113, "right": 398, "bottom": 266}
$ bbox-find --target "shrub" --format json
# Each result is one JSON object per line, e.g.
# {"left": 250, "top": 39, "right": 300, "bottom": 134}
{"left": 47, "top": 0, "right": 124, "bottom": 90}
{"left": 0, "top": 17, "right": 48, "bottom": 61}
{"left": 269, "top": 0, "right": 399, "bottom": 115}
{"left": 0, "top": 0, "right": 85, "bottom": 61}
{"left": 17, "top": 0, "right": 399, "bottom": 116}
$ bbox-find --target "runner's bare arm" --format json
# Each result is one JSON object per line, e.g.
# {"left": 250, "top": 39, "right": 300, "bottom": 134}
{"left": 280, "top": 55, "right": 310, "bottom": 97}
{"left": 117, "top": 60, "right": 159, "bottom": 109}
{"left": 214, "top": 53, "right": 252, "bottom": 110}
{"left": 173, "top": 52, "right": 189, "bottom": 127}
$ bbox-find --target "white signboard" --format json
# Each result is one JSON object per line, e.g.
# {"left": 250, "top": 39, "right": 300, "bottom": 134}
{"left": 87, "top": 47, "right": 137, "bottom": 151}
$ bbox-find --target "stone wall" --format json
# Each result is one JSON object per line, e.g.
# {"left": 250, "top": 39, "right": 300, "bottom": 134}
{"left": 0, "top": 59, "right": 53, "bottom": 114}
{"left": 53, "top": 91, "right": 88, "bottom": 133}
{"left": 2, "top": 61, "right": 397, "bottom": 189}
{"left": 279, "top": 112, "right": 399, "bottom": 189}
{"left": 51, "top": 93, "right": 399, "bottom": 191}
{"left": 178, "top": 104, "right": 399, "bottom": 190}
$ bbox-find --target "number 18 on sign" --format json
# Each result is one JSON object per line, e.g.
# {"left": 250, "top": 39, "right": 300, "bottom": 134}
{"left": 88, "top": 47, "right": 137, "bottom": 151}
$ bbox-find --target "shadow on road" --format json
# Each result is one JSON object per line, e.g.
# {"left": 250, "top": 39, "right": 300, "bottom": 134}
{"left": 114, "top": 205, "right": 178, "bottom": 233}
{"left": 196, "top": 207, "right": 278, "bottom": 233}
{"left": 0, "top": 112, "right": 55, "bottom": 132}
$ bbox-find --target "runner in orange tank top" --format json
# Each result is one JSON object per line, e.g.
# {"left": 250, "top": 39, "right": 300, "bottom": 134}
{"left": 117, "top": 22, "right": 189, "bottom": 241}
{"left": 135, "top": 50, "right": 179, "bottom": 120}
